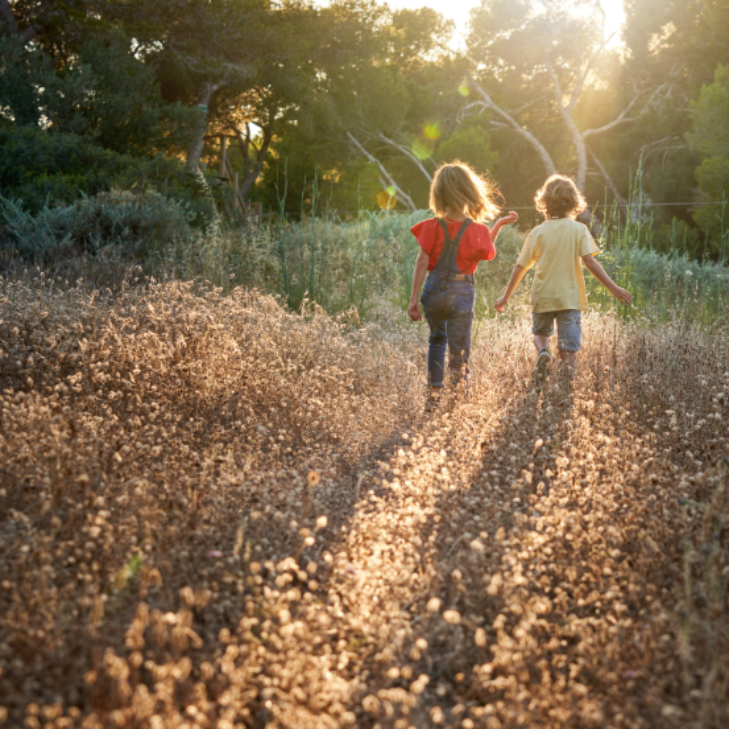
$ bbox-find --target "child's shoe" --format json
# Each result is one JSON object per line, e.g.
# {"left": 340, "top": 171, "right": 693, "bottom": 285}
{"left": 533, "top": 349, "right": 551, "bottom": 386}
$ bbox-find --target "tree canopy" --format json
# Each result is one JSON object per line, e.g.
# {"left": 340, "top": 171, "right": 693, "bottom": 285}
{"left": 1, "top": 0, "right": 729, "bottom": 257}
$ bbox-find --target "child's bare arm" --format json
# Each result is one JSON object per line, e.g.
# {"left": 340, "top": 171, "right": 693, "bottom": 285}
{"left": 494, "top": 264, "right": 528, "bottom": 312}
{"left": 490, "top": 210, "right": 519, "bottom": 239}
{"left": 407, "top": 249, "right": 431, "bottom": 321}
{"left": 582, "top": 255, "right": 633, "bottom": 305}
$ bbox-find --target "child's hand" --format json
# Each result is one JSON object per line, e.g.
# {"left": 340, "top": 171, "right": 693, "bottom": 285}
{"left": 494, "top": 295, "right": 508, "bottom": 312}
{"left": 611, "top": 286, "right": 633, "bottom": 306}
{"left": 503, "top": 210, "right": 519, "bottom": 225}
{"left": 407, "top": 301, "right": 423, "bottom": 322}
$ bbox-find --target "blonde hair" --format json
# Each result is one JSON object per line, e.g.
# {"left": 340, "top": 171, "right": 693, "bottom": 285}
{"left": 535, "top": 174, "right": 587, "bottom": 219}
{"left": 429, "top": 161, "right": 501, "bottom": 222}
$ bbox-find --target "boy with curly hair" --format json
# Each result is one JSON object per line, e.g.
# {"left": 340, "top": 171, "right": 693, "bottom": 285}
{"left": 494, "top": 174, "right": 632, "bottom": 381}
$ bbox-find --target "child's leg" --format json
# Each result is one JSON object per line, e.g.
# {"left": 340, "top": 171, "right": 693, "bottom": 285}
{"left": 427, "top": 322, "right": 448, "bottom": 391}
{"left": 445, "top": 284, "right": 475, "bottom": 390}
{"left": 531, "top": 313, "right": 555, "bottom": 384}
{"left": 558, "top": 350, "right": 577, "bottom": 368}
{"left": 534, "top": 334, "right": 550, "bottom": 353}
{"left": 446, "top": 309, "right": 473, "bottom": 388}
{"left": 555, "top": 310, "right": 581, "bottom": 368}
{"left": 422, "top": 289, "right": 448, "bottom": 393}
{"left": 531, "top": 312, "right": 555, "bottom": 353}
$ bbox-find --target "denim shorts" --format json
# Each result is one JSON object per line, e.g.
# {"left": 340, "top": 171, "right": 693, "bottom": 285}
{"left": 532, "top": 310, "right": 582, "bottom": 352}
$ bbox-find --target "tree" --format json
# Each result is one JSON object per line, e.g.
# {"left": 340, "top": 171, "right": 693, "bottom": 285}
{"left": 305, "top": 2, "right": 459, "bottom": 210}
{"left": 0, "top": 0, "right": 102, "bottom": 131}
{"left": 689, "top": 64, "right": 729, "bottom": 248}
{"left": 204, "top": 0, "right": 321, "bottom": 201}
{"left": 0, "top": 29, "right": 198, "bottom": 156}
{"left": 0, "top": 0, "right": 87, "bottom": 45}
{"left": 437, "top": 115, "right": 499, "bottom": 174}
{"left": 463, "top": 0, "right": 647, "bottom": 226}
{"left": 79, "top": 30, "right": 198, "bottom": 155}
{"left": 617, "top": 0, "right": 729, "bottom": 232}
{"left": 0, "top": 35, "right": 90, "bottom": 129}
{"left": 114, "top": 0, "right": 272, "bottom": 170}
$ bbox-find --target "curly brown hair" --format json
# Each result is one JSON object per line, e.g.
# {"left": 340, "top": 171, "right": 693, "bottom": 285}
{"left": 535, "top": 174, "right": 587, "bottom": 219}
{"left": 430, "top": 161, "right": 501, "bottom": 222}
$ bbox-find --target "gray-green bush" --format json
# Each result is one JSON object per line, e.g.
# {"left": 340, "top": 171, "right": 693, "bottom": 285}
{"left": 0, "top": 190, "right": 194, "bottom": 259}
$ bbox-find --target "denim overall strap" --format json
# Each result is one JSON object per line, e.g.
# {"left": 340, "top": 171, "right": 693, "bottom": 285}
{"left": 431, "top": 218, "right": 473, "bottom": 278}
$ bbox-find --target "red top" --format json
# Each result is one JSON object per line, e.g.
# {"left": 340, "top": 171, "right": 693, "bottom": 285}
{"left": 410, "top": 218, "right": 495, "bottom": 274}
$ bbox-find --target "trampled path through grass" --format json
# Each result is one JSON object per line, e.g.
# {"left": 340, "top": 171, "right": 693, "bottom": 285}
{"left": 291, "top": 347, "right": 728, "bottom": 729}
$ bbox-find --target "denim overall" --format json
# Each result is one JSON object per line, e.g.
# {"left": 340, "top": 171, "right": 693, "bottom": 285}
{"left": 420, "top": 218, "right": 475, "bottom": 389}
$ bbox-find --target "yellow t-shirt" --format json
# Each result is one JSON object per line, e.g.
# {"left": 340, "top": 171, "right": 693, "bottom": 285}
{"left": 517, "top": 218, "right": 600, "bottom": 313}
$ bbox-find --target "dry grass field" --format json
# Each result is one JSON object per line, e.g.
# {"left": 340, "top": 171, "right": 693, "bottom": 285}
{"left": 1, "top": 274, "right": 728, "bottom": 729}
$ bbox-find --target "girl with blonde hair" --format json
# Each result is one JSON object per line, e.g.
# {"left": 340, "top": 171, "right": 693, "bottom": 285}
{"left": 408, "top": 161, "right": 518, "bottom": 407}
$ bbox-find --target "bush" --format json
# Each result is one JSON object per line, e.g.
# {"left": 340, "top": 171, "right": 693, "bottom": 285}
{"left": 0, "top": 189, "right": 194, "bottom": 259}
{"left": 0, "top": 127, "right": 225, "bottom": 224}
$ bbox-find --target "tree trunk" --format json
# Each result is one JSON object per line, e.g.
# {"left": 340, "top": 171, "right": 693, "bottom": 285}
{"left": 0, "top": 0, "right": 19, "bottom": 35}
{"left": 186, "top": 81, "right": 220, "bottom": 171}
{"left": 0, "top": 0, "right": 43, "bottom": 44}
{"left": 233, "top": 123, "right": 272, "bottom": 202}
{"left": 470, "top": 79, "right": 556, "bottom": 178}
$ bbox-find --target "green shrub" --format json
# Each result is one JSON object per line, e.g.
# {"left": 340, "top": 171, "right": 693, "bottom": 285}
{"left": 0, "top": 127, "right": 224, "bottom": 224}
{"left": 0, "top": 190, "right": 194, "bottom": 259}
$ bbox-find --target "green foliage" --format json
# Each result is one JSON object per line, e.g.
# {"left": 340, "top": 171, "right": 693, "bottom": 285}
{"left": 0, "top": 36, "right": 91, "bottom": 131}
{"left": 0, "top": 189, "right": 194, "bottom": 258}
{"left": 0, "top": 127, "right": 221, "bottom": 223}
{"left": 167, "top": 209, "right": 729, "bottom": 325}
{"left": 690, "top": 65, "right": 729, "bottom": 248}
{"left": 690, "top": 63, "right": 729, "bottom": 162}
{"left": 649, "top": 218, "right": 703, "bottom": 259}
{"left": 2, "top": 0, "right": 729, "bottom": 267}
{"left": 0, "top": 31, "right": 199, "bottom": 156}
{"left": 170, "top": 210, "right": 427, "bottom": 315}
{"left": 77, "top": 29, "right": 200, "bottom": 155}
{"left": 436, "top": 116, "right": 499, "bottom": 176}
{"left": 592, "top": 241, "right": 729, "bottom": 324}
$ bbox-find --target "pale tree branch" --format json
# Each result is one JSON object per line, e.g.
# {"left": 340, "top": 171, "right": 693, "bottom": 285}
{"left": 546, "top": 55, "right": 566, "bottom": 112}
{"left": 639, "top": 135, "right": 686, "bottom": 166}
{"left": 457, "top": 100, "right": 489, "bottom": 122}
{"left": 458, "top": 102, "right": 517, "bottom": 134}
{"left": 469, "top": 79, "right": 556, "bottom": 177}
{"left": 186, "top": 81, "right": 223, "bottom": 170}
{"left": 435, "top": 40, "right": 556, "bottom": 176}
{"left": 583, "top": 91, "right": 644, "bottom": 138}
{"left": 375, "top": 131, "right": 433, "bottom": 183}
{"left": 567, "top": 32, "right": 614, "bottom": 116}
{"left": 346, "top": 131, "right": 417, "bottom": 211}
{"left": 458, "top": 94, "right": 548, "bottom": 122}
{"left": 546, "top": 55, "right": 588, "bottom": 190}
